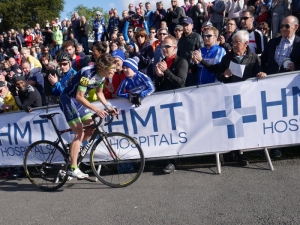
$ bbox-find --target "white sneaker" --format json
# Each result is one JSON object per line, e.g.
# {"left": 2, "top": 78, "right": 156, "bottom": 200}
{"left": 67, "top": 168, "right": 89, "bottom": 179}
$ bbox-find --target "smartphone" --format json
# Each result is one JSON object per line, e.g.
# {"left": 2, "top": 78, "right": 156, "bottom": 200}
{"left": 48, "top": 69, "right": 57, "bottom": 76}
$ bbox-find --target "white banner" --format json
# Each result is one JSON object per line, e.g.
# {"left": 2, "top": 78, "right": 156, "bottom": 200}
{"left": 1, "top": 72, "right": 300, "bottom": 166}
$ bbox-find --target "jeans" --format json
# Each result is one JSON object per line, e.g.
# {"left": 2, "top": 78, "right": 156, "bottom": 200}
{"left": 271, "top": 14, "right": 285, "bottom": 38}
{"left": 81, "top": 36, "right": 89, "bottom": 55}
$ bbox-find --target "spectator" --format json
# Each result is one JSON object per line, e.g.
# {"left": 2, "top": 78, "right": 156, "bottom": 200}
{"left": 207, "top": 0, "right": 226, "bottom": 35}
{"left": 64, "top": 20, "right": 72, "bottom": 41}
{"left": 240, "top": 9, "right": 266, "bottom": 55}
{"left": 8, "top": 57, "right": 21, "bottom": 74}
{"left": 12, "top": 74, "right": 42, "bottom": 112}
{"left": 155, "top": 35, "right": 188, "bottom": 173}
{"left": 139, "top": 2, "right": 145, "bottom": 16}
{"left": 91, "top": 41, "right": 108, "bottom": 63}
{"left": 134, "top": 29, "right": 154, "bottom": 76}
{"left": 71, "top": 12, "right": 81, "bottom": 42}
{"left": 33, "top": 29, "right": 43, "bottom": 46}
{"left": 0, "top": 81, "right": 19, "bottom": 113}
{"left": 226, "top": 0, "right": 244, "bottom": 26}
{"left": 22, "top": 61, "right": 46, "bottom": 105}
{"left": 48, "top": 51, "right": 77, "bottom": 97}
{"left": 153, "top": 1, "right": 167, "bottom": 30}
{"left": 117, "top": 33, "right": 129, "bottom": 58}
{"left": 117, "top": 57, "right": 155, "bottom": 107}
{"left": 191, "top": 26, "right": 226, "bottom": 85}
{"left": 177, "top": 16, "right": 204, "bottom": 86}
{"left": 62, "top": 40, "right": 87, "bottom": 71}
{"left": 196, "top": 0, "right": 208, "bottom": 32}
{"left": 111, "top": 33, "right": 118, "bottom": 42}
{"left": 103, "top": 50, "right": 126, "bottom": 99}
{"left": 35, "top": 45, "right": 42, "bottom": 60}
{"left": 216, "top": 30, "right": 267, "bottom": 166}
{"left": 271, "top": 0, "right": 291, "bottom": 38}
{"left": 218, "top": 19, "right": 237, "bottom": 53}
{"left": 24, "top": 30, "right": 33, "bottom": 47}
{"left": 128, "top": 3, "right": 135, "bottom": 16}
{"left": 182, "top": 0, "right": 190, "bottom": 13}
{"left": 160, "top": 21, "right": 168, "bottom": 30}
{"left": 187, "top": 0, "right": 199, "bottom": 32}
{"left": 76, "top": 43, "right": 86, "bottom": 60}
{"left": 79, "top": 16, "right": 89, "bottom": 55}
{"left": 166, "top": 0, "right": 186, "bottom": 35}
{"left": 174, "top": 25, "right": 183, "bottom": 40}
{"left": 120, "top": 10, "right": 129, "bottom": 33}
{"left": 108, "top": 9, "right": 121, "bottom": 35}
{"left": 149, "top": 27, "right": 158, "bottom": 44}
{"left": 152, "top": 28, "right": 169, "bottom": 82}
{"left": 145, "top": 2, "right": 154, "bottom": 29}
{"left": 40, "top": 45, "right": 53, "bottom": 61}
{"left": 257, "top": 22, "right": 270, "bottom": 40}
{"left": 21, "top": 47, "right": 42, "bottom": 70}
{"left": 261, "top": 16, "right": 300, "bottom": 75}
{"left": 109, "top": 41, "right": 120, "bottom": 53}
{"left": 69, "top": 32, "right": 79, "bottom": 47}
{"left": 42, "top": 22, "right": 53, "bottom": 47}
{"left": 53, "top": 24, "right": 63, "bottom": 53}
{"left": 11, "top": 46, "right": 22, "bottom": 65}
{"left": 256, "top": 4, "right": 269, "bottom": 24}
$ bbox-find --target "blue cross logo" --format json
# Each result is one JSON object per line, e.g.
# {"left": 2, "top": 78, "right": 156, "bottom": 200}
{"left": 212, "top": 95, "right": 257, "bottom": 139}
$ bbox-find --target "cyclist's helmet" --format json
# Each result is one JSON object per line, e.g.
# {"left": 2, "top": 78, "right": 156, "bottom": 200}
{"left": 56, "top": 52, "right": 72, "bottom": 62}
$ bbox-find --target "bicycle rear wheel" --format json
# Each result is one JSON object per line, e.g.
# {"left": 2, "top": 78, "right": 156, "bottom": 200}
{"left": 23, "top": 140, "right": 69, "bottom": 191}
{"left": 90, "top": 132, "right": 145, "bottom": 188}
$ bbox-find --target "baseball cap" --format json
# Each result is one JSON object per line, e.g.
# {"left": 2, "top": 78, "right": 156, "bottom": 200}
{"left": 202, "top": 21, "right": 213, "bottom": 28}
{"left": 11, "top": 46, "right": 18, "bottom": 50}
{"left": 181, "top": 16, "right": 193, "bottom": 25}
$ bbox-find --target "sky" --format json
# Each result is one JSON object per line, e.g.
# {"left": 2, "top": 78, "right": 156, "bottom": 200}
{"left": 60, "top": 0, "right": 185, "bottom": 20}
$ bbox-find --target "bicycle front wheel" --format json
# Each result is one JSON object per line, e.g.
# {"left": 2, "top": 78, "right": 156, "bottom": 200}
{"left": 23, "top": 140, "right": 69, "bottom": 191}
{"left": 90, "top": 132, "right": 145, "bottom": 188}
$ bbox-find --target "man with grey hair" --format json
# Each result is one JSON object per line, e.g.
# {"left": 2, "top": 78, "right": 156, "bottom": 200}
{"left": 216, "top": 29, "right": 267, "bottom": 166}
{"left": 261, "top": 15, "right": 300, "bottom": 75}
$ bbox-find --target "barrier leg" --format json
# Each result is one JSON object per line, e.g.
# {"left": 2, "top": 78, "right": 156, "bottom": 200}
{"left": 215, "top": 153, "right": 221, "bottom": 174}
{"left": 95, "top": 164, "right": 102, "bottom": 182}
{"left": 264, "top": 148, "right": 274, "bottom": 171}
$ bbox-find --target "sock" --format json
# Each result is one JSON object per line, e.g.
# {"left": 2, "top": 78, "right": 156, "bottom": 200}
{"left": 70, "top": 165, "right": 78, "bottom": 170}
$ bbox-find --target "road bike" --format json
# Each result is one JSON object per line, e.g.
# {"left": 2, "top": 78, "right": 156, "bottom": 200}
{"left": 23, "top": 111, "right": 145, "bottom": 191}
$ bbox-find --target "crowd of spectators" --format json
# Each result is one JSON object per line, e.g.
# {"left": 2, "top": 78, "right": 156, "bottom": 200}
{"left": 0, "top": 0, "right": 300, "bottom": 177}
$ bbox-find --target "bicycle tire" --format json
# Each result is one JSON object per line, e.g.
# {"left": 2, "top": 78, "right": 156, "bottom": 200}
{"left": 90, "top": 132, "right": 145, "bottom": 188}
{"left": 23, "top": 140, "right": 69, "bottom": 191}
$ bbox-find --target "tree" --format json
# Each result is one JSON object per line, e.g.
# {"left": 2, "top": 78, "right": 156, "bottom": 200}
{"left": 67, "top": 5, "right": 109, "bottom": 38}
{"left": 0, "top": 0, "right": 65, "bottom": 32}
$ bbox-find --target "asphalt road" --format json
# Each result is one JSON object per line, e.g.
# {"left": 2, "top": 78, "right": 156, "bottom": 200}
{"left": 0, "top": 159, "right": 300, "bottom": 225}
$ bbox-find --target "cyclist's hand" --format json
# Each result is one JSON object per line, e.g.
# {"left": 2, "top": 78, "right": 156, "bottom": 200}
{"left": 96, "top": 109, "right": 109, "bottom": 118}
{"left": 107, "top": 107, "right": 119, "bottom": 116}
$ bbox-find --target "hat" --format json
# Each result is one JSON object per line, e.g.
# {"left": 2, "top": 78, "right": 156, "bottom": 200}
{"left": 2, "top": 32, "right": 6, "bottom": 35}
{"left": 202, "top": 21, "right": 213, "bottom": 28}
{"left": 135, "top": 6, "right": 140, "bottom": 9}
{"left": 123, "top": 57, "right": 140, "bottom": 72}
{"left": 13, "top": 74, "right": 26, "bottom": 84}
{"left": 174, "top": 25, "right": 183, "bottom": 31}
{"left": 111, "top": 50, "right": 125, "bottom": 61}
{"left": 11, "top": 46, "right": 18, "bottom": 50}
{"left": 51, "top": 20, "right": 56, "bottom": 24}
{"left": 181, "top": 16, "right": 193, "bottom": 25}
{"left": 0, "top": 81, "right": 6, "bottom": 87}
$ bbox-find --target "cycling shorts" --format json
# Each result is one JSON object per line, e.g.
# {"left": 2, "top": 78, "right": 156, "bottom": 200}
{"left": 59, "top": 92, "right": 93, "bottom": 126}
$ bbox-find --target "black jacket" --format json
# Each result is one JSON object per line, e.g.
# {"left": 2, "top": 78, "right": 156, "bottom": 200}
{"left": 156, "top": 56, "right": 188, "bottom": 91}
{"left": 177, "top": 32, "right": 204, "bottom": 68}
{"left": 217, "top": 47, "right": 262, "bottom": 83}
{"left": 261, "top": 35, "right": 300, "bottom": 75}
{"left": 14, "top": 84, "right": 42, "bottom": 111}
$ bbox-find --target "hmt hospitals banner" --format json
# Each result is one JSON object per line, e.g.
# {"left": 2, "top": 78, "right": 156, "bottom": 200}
{"left": 1, "top": 72, "right": 300, "bottom": 166}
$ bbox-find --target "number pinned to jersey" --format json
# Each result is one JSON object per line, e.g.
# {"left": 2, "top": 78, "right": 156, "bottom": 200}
{"left": 80, "top": 77, "right": 89, "bottom": 87}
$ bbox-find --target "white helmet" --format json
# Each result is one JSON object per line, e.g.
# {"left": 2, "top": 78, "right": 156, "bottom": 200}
{"left": 96, "top": 11, "right": 102, "bottom": 17}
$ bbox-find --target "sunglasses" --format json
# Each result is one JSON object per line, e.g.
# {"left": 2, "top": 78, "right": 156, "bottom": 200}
{"left": 137, "top": 35, "right": 145, "bottom": 38}
{"left": 59, "top": 62, "right": 69, "bottom": 66}
{"left": 161, "top": 44, "right": 175, "bottom": 49}
{"left": 259, "top": 27, "right": 266, "bottom": 30}
{"left": 280, "top": 24, "right": 293, "bottom": 29}
{"left": 159, "top": 33, "right": 168, "bottom": 36}
{"left": 241, "top": 17, "right": 252, "bottom": 21}
{"left": 203, "top": 34, "right": 215, "bottom": 38}
{"left": 174, "top": 29, "right": 183, "bottom": 32}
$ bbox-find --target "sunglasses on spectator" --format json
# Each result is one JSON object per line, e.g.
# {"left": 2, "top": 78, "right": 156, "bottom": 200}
{"left": 59, "top": 62, "right": 69, "bottom": 66}
{"left": 175, "top": 29, "right": 183, "bottom": 32}
{"left": 162, "top": 44, "right": 175, "bottom": 49}
{"left": 137, "top": 35, "right": 145, "bottom": 38}
{"left": 159, "top": 33, "right": 168, "bottom": 36}
{"left": 203, "top": 34, "right": 215, "bottom": 38}
{"left": 259, "top": 27, "right": 266, "bottom": 30}
{"left": 280, "top": 24, "right": 293, "bottom": 29}
{"left": 240, "top": 17, "right": 252, "bottom": 21}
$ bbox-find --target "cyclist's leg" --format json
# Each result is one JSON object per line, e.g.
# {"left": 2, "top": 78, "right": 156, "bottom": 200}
{"left": 59, "top": 94, "right": 87, "bottom": 178}
{"left": 77, "top": 105, "right": 94, "bottom": 141}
